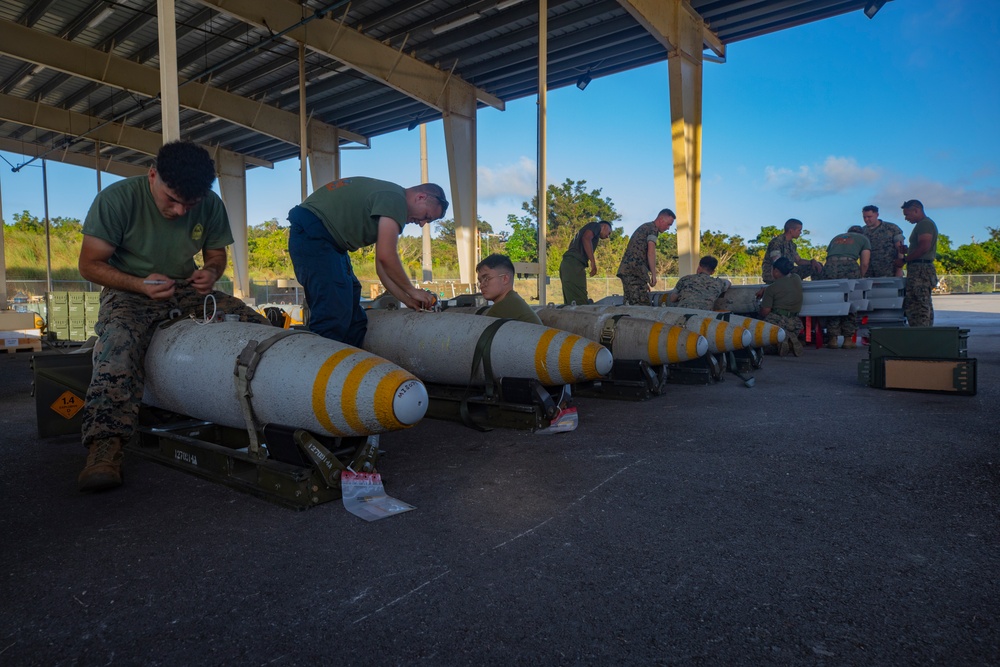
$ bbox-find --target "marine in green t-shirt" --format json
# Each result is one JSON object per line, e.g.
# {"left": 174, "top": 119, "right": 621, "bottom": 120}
{"left": 82, "top": 174, "right": 232, "bottom": 280}
{"left": 288, "top": 178, "right": 449, "bottom": 344}
{"left": 476, "top": 253, "right": 542, "bottom": 325}
{"left": 559, "top": 220, "right": 612, "bottom": 305}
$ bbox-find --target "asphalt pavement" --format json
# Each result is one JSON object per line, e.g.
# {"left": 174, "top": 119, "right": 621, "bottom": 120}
{"left": 1, "top": 295, "right": 997, "bottom": 665}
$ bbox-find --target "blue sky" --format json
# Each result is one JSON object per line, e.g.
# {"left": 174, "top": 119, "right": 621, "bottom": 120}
{"left": 2, "top": 0, "right": 998, "bottom": 251}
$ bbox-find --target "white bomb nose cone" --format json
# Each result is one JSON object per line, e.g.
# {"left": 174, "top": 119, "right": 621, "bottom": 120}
{"left": 595, "top": 346, "right": 613, "bottom": 376}
{"left": 393, "top": 379, "right": 428, "bottom": 425}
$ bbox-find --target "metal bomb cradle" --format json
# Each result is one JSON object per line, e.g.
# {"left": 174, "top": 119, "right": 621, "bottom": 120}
{"left": 33, "top": 318, "right": 428, "bottom": 509}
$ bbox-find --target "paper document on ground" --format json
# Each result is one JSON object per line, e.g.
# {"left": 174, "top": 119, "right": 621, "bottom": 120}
{"left": 535, "top": 406, "right": 579, "bottom": 435}
{"left": 341, "top": 470, "right": 415, "bottom": 521}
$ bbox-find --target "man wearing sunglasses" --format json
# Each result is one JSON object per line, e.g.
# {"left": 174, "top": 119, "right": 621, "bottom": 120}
{"left": 288, "top": 177, "right": 448, "bottom": 346}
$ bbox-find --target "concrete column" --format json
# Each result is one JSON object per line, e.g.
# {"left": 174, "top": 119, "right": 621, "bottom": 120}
{"left": 667, "top": 0, "right": 704, "bottom": 277}
{"left": 308, "top": 123, "right": 339, "bottom": 195}
{"left": 157, "top": 0, "right": 181, "bottom": 142}
{"left": 442, "top": 90, "right": 478, "bottom": 286}
{"left": 216, "top": 151, "right": 250, "bottom": 299}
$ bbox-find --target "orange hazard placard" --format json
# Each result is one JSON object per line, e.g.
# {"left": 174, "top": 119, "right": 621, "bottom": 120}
{"left": 51, "top": 391, "right": 84, "bottom": 419}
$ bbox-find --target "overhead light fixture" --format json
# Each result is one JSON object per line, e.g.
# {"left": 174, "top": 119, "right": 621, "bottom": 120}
{"left": 432, "top": 12, "right": 482, "bottom": 35}
{"left": 576, "top": 74, "right": 591, "bottom": 91}
{"left": 864, "top": 0, "right": 887, "bottom": 19}
{"left": 87, "top": 5, "right": 116, "bottom": 29}
{"left": 16, "top": 65, "right": 46, "bottom": 88}
{"left": 280, "top": 83, "right": 299, "bottom": 95}
{"left": 495, "top": 0, "right": 530, "bottom": 10}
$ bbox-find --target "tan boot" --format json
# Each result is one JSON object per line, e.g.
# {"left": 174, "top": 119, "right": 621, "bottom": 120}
{"left": 79, "top": 437, "right": 124, "bottom": 492}
{"left": 789, "top": 335, "right": 804, "bottom": 357}
{"left": 843, "top": 339, "right": 857, "bottom": 349}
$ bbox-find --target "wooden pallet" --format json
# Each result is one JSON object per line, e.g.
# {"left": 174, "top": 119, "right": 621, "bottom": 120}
{"left": 1, "top": 339, "right": 42, "bottom": 354}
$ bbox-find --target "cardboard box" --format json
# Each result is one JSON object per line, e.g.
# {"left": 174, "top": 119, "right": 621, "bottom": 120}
{"left": 0, "top": 311, "right": 38, "bottom": 330}
{"left": 1, "top": 333, "right": 42, "bottom": 353}
{"left": 882, "top": 358, "right": 977, "bottom": 395}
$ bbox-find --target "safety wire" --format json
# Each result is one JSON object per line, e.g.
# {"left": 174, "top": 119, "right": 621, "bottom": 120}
{"left": 192, "top": 293, "right": 217, "bottom": 325}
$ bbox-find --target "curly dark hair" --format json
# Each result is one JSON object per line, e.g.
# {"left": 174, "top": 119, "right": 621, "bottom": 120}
{"left": 153, "top": 141, "right": 216, "bottom": 202}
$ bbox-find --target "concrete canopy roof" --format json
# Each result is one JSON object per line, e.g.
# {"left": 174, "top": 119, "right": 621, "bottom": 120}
{"left": 0, "top": 0, "right": 885, "bottom": 173}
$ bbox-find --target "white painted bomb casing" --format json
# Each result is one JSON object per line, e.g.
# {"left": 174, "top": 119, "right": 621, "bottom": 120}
{"left": 143, "top": 320, "right": 427, "bottom": 437}
{"left": 534, "top": 307, "right": 708, "bottom": 364}
{"left": 657, "top": 305, "right": 788, "bottom": 347}
{"left": 711, "top": 285, "right": 762, "bottom": 315}
{"left": 364, "top": 310, "right": 613, "bottom": 386}
{"left": 572, "top": 304, "right": 751, "bottom": 353}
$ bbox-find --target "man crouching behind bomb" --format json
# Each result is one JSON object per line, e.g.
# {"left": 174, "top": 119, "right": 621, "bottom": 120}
{"left": 759, "top": 257, "right": 804, "bottom": 357}
{"left": 77, "top": 141, "right": 269, "bottom": 492}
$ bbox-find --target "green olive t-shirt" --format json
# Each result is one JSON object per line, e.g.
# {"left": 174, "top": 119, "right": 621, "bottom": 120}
{"left": 300, "top": 177, "right": 408, "bottom": 251}
{"left": 82, "top": 175, "right": 233, "bottom": 279}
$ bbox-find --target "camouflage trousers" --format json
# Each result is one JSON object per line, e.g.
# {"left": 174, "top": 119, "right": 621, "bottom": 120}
{"left": 904, "top": 263, "right": 937, "bottom": 327}
{"left": 821, "top": 256, "right": 860, "bottom": 338}
{"left": 764, "top": 312, "right": 803, "bottom": 343}
{"left": 619, "top": 274, "right": 651, "bottom": 306}
{"left": 81, "top": 284, "right": 268, "bottom": 446}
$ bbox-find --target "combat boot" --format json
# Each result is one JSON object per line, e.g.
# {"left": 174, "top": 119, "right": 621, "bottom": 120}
{"left": 827, "top": 341, "right": 840, "bottom": 349}
{"left": 79, "top": 437, "right": 124, "bottom": 492}
{"left": 789, "top": 334, "right": 804, "bottom": 357}
{"left": 843, "top": 339, "right": 857, "bottom": 349}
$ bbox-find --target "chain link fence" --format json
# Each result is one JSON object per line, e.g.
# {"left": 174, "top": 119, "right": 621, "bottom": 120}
{"left": 6, "top": 274, "right": 998, "bottom": 317}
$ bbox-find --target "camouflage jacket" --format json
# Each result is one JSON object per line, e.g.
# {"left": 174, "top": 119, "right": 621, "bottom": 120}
{"left": 760, "top": 235, "right": 801, "bottom": 282}
{"left": 862, "top": 220, "right": 904, "bottom": 278}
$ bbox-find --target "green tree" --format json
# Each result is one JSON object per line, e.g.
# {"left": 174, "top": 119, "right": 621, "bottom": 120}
{"left": 435, "top": 216, "right": 494, "bottom": 244}
{"left": 505, "top": 214, "right": 538, "bottom": 264}
{"left": 50, "top": 216, "right": 83, "bottom": 240}
{"left": 11, "top": 210, "right": 42, "bottom": 232}
{"left": 246, "top": 219, "right": 291, "bottom": 276}
{"left": 519, "top": 179, "right": 621, "bottom": 275}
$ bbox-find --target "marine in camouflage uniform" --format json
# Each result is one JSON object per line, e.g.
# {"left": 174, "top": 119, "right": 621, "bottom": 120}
{"left": 669, "top": 256, "right": 731, "bottom": 310}
{"left": 860, "top": 205, "right": 904, "bottom": 278}
{"left": 76, "top": 141, "right": 269, "bottom": 492}
{"left": 900, "top": 200, "right": 939, "bottom": 327}
{"left": 616, "top": 210, "right": 674, "bottom": 305}
{"left": 83, "top": 284, "right": 266, "bottom": 447}
{"left": 820, "top": 229, "right": 871, "bottom": 346}
{"left": 760, "top": 219, "right": 823, "bottom": 284}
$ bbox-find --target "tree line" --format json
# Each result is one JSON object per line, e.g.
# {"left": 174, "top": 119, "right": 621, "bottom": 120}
{"left": 4, "top": 180, "right": 1000, "bottom": 281}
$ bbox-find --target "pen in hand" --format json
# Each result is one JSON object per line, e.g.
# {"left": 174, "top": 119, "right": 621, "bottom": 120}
{"left": 143, "top": 280, "right": 169, "bottom": 285}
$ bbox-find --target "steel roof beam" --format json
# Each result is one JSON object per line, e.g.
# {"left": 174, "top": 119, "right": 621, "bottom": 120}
{"left": 193, "top": 0, "right": 504, "bottom": 113}
{"left": 0, "top": 92, "right": 272, "bottom": 169}
{"left": 0, "top": 17, "right": 367, "bottom": 148}
{"left": 0, "top": 136, "right": 147, "bottom": 178}
{"left": 619, "top": 0, "right": 726, "bottom": 57}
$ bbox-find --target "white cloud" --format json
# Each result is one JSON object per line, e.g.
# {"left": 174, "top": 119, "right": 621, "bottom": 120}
{"left": 764, "top": 156, "right": 882, "bottom": 200}
{"left": 478, "top": 157, "right": 536, "bottom": 200}
{"left": 875, "top": 178, "right": 1000, "bottom": 209}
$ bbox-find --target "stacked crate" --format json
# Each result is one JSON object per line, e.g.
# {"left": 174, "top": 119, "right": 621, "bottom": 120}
{"left": 84, "top": 292, "right": 100, "bottom": 339}
{"left": 68, "top": 292, "right": 88, "bottom": 341}
{"left": 47, "top": 291, "right": 70, "bottom": 341}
